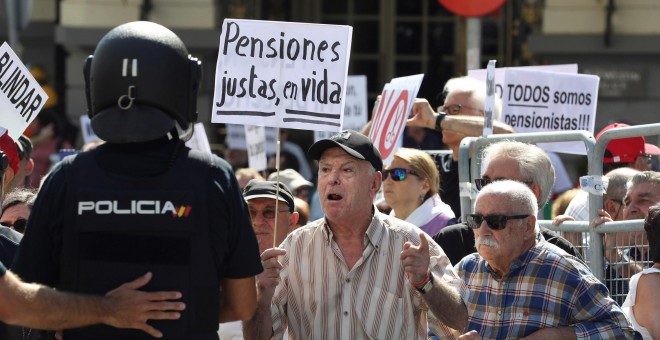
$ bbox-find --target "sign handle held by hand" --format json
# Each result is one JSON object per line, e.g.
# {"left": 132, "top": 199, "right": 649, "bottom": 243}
{"left": 273, "top": 134, "right": 281, "bottom": 248}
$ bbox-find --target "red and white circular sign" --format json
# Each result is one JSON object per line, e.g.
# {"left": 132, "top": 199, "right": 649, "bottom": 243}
{"left": 439, "top": 0, "right": 507, "bottom": 17}
{"left": 370, "top": 88, "right": 409, "bottom": 163}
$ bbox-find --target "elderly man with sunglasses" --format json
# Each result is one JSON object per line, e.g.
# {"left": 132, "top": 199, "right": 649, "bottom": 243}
{"left": 444, "top": 180, "right": 634, "bottom": 339}
{"left": 432, "top": 140, "right": 581, "bottom": 266}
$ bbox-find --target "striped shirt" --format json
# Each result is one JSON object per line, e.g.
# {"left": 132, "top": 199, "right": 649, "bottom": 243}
{"left": 270, "top": 210, "right": 461, "bottom": 339}
{"left": 445, "top": 240, "right": 634, "bottom": 340}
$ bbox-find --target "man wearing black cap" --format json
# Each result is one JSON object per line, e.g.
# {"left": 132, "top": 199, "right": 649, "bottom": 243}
{"left": 12, "top": 21, "right": 261, "bottom": 339}
{"left": 243, "top": 180, "right": 299, "bottom": 253}
{"left": 244, "top": 130, "right": 467, "bottom": 339}
{"left": 219, "top": 180, "right": 298, "bottom": 338}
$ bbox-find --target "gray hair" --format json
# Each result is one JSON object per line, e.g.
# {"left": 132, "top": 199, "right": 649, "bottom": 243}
{"left": 604, "top": 167, "right": 639, "bottom": 202}
{"left": 443, "top": 76, "right": 502, "bottom": 120}
{"left": 476, "top": 180, "right": 539, "bottom": 235}
{"left": 628, "top": 171, "right": 660, "bottom": 192}
{"left": 481, "top": 140, "right": 555, "bottom": 209}
{"left": 2, "top": 187, "right": 38, "bottom": 212}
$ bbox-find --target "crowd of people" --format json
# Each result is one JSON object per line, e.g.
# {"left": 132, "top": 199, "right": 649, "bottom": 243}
{"left": 0, "top": 20, "right": 658, "bottom": 340}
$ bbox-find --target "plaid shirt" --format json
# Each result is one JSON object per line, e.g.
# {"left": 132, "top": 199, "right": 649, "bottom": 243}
{"left": 452, "top": 240, "right": 634, "bottom": 340}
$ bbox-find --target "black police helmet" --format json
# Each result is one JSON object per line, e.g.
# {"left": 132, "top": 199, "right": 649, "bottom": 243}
{"left": 85, "top": 21, "right": 202, "bottom": 143}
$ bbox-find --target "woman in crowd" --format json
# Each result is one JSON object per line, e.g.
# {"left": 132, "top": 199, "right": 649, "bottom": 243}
{"left": 0, "top": 187, "right": 37, "bottom": 234}
{"left": 621, "top": 204, "right": 660, "bottom": 339}
{"left": 383, "top": 148, "right": 455, "bottom": 235}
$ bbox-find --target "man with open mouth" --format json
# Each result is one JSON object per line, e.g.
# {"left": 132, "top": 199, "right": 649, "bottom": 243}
{"left": 244, "top": 129, "right": 467, "bottom": 339}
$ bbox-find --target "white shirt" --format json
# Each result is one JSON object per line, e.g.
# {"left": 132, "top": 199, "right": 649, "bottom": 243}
{"left": 621, "top": 267, "right": 660, "bottom": 339}
{"left": 271, "top": 211, "right": 461, "bottom": 339}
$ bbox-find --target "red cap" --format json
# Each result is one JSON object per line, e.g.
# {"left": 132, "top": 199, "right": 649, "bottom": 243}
{"left": 0, "top": 132, "right": 19, "bottom": 174}
{"left": 596, "top": 123, "right": 647, "bottom": 164}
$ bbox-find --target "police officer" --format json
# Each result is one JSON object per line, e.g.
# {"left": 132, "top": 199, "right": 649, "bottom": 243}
{"left": 12, "top": 21, "right": 262, "bottom": 339}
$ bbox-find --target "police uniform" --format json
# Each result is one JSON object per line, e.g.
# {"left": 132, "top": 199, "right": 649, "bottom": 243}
{"left": 11, "top": 21, "right": 262, "bottom": 339}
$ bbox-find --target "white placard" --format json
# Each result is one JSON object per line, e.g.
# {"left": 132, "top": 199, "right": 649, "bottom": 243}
{"left": 185, "top": 123, "right": 212, "bottom": 155}
{"left": 483, "top": 60, "right": 496, "bottom": 137}
{"left": 314, "top": 75, "right": 368, "bottom": 141}
{"left": 579, "top": 175, "right": 608, "bottom": 195}
{"left": 468, "top": 64, "right": 578, "bottom": 99}
{"left": 0, "top": 42, "right": 48, "bottom": 140}
{"left": 212, "top": 19, "right": 353, "bottom": 133}
{"left": 225, "top": 124, "right": 277, "bottom": 154}
{"left": 368, "top": 74, "right": 424, "bottom": 166}
{"left": 245, "top": 125, "right": 267, "bottom": 171}
{"left": 501, "top": 68, "right": 599, "bottom": 155}
{"left": 79, "top": 115, "right": 100, "bottom": 145}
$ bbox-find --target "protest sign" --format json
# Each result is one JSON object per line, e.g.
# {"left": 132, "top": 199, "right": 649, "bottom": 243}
{"left": 0, "top": 42, "right": 48, "bottom": 140}
{"left": 225, "top": 124, "right": 277, "bottom": 154}
{"left": 314, "top": 75, "right": 367, "bottom": 141}
{"left": 79, "top": 115, "right": 100, "bottom": 145}
{"left": 501, "top": 68, "right": 599, "bottom": 154}
{"left": 244, "top": 125, "right": 267, "bottom": 171}
{"left": 369, "top": 74, "right": 424, "bottom": 165}
{"left": 468, "top": 64, "right": 578, "bottom": 100}
{"left": 483, "top": 60, "right": 496, "bottom": 136}
{"left": 212, "top": 19, "right": 352, "bottom": 133}
{"left": 185, "top": 123, "right": 212, "bottom": 155}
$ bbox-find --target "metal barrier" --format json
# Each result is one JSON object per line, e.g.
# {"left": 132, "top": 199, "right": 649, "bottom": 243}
{"left": 455, "top": 124, "right": 660, "bottom": 282}
{"left": 541, "top": 219, "right": 650, "bottom": 305}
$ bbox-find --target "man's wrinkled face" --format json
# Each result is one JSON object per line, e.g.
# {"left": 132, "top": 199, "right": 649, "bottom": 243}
{"left": 472, "top": 193, "right": 529, "bottom": 267}
{"left": 623, "top": 182, "right": 660, "bottom": 220}
{"left": 247, "top": 198, "right": 295, "bottom": 253}
{"left": 622, "top": 182, "right": 660, "bottom": 246}
{"left": 441, "top": 91, "right": 484, "bottom": 148}
{"left": 317, "top": 147, "right": 380, "bottom": 225}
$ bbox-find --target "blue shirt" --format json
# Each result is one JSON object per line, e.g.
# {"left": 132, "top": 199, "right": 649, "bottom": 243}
{"left": 454, "top": 241, "right": 634, "bottom": 340}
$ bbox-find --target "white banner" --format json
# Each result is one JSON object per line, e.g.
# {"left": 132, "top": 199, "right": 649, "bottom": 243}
{"left": 0, "top": 42, "right": 48, "bottom": 141}
{"left": 245, "top": 125, "right": 267, "bottom": 171}
{"left": 212, "top": 19, "right": 353, "bottom": 133}
{"left": 225, "top": 124, "right": 277, "bottom": 154}
{"left": 501, "top": 68, "right": 599, "bottom": 154}
{"left": 314, "top": 75, "right": 368, "bottom": 141}
{"left": 468, "top": 64, "right": 578, "bottom": 99}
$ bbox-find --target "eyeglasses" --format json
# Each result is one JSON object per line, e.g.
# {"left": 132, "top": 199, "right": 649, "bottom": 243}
{"left": 383, "top": 168, "right": 419, "bottom": 181}
{"left": 474, "top": 178, "right": 533, "bottom": 191}
{"left": 465, "top": 214, "right": 530, "bottom": 230}
{"left": 248, "top": 208, "right": 290, "bottom": 220}
{"left": 439, "top": 103, "right": 484, "bottom": 115}
{"left": 0, "top": 218, "right": 27, "bottom": 233}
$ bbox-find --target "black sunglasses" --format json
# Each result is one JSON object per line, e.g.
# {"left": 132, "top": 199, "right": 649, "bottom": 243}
{"left": 383, "top": 168, "right": 418, "bottom": 181}
{"left": 474, "top": 178, "right": 533, "bottom": 191}
{"left": 465, "top": 214, "right": 529, "bottom": 230}
{"left": 0, "top": 218, "right": 27, "bottom": 233}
